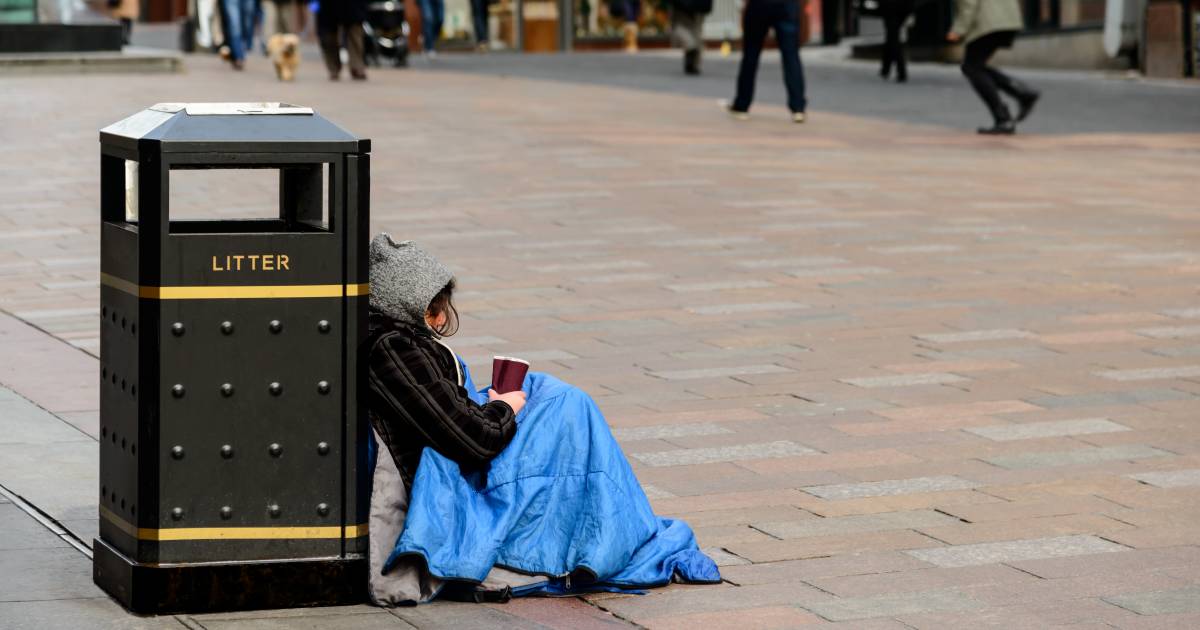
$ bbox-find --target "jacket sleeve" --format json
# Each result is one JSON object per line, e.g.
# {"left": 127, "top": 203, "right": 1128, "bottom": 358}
{"left": 950, "top": 0, "right": 978, "bottom": 37}
{"left": 368, "top": 332, "right": 517, "bottom": 469}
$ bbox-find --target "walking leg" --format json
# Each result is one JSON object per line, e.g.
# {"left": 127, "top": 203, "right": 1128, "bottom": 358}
{"left": 318, "top": 22, "right": 343, "bottom": 78}
{"left": 731, "top": 1, "right": 769, "bottom": 112}
{"left": 346, "top": 22, "right": 368, "bottom": 78}
{"left": 986, "top": 66, "right": 1039, "bottom": 121}
{"left": 961, "top": 35, "right": 1013, "bottom": 132}
{"left": 775, "top": 0, "right": 807, "bottom": 114}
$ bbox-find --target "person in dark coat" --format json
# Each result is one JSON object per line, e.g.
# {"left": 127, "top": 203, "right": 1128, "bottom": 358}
{"left": 878, "top": 0, "right": 914, "bottom": 82}
{"left": 727, "top": 0, "right": 808, "bottom": 122}
{"left": 671, "top": 0, "right": 712, "bottom": 74}
{"left": 317, "top": 0, "right": 368, "bottom": 80}
{"left": 948, "top": 0, "right": 1039, "bottom": 134}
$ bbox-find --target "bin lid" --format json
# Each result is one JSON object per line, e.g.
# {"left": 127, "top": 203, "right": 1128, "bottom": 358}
{"left": 100, "top": 103, "right": 367, "bottom": 154}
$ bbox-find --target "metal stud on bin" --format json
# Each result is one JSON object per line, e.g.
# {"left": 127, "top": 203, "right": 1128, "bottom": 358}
{"left": 93, "top": 103, "right": 370, "bottom": 614}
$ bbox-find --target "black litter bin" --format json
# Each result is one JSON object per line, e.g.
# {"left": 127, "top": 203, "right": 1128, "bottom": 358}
{"left": 93, "top": 103, "right": 371, "bottom": 614}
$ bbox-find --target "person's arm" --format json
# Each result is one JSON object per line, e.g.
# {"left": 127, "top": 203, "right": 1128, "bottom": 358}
{"left": 948, "top": 0, "right": 977, "bottom": 40}
{"left": 369, "top": 333, "right": 517, "bottom": 468}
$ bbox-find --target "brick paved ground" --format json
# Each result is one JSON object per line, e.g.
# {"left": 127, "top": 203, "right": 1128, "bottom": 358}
{"left": 0, "top": 49, "right": 1199, "bottom": 629}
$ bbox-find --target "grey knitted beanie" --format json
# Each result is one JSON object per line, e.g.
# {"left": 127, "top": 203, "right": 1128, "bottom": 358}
{"left": 368, "top": 233, "right": 454, "bottom": 328}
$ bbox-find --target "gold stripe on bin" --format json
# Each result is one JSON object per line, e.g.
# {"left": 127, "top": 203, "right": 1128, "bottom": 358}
{"left": 100, "top": 273, "right": 369, "bottom": 300}
{"left": 100, "top": 507, "right": 368, "bottom": 541}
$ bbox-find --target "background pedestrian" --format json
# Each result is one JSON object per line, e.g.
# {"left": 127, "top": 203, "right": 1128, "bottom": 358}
{"left": 948, "top": 0, "right": 1039, "bottom": 134}
{"left": 728, "top": 0, "right": 807, "bottom": 122}
{"left": 317, "top": 0, "right": 368, "bottom": 80}
{"left": 471, "top": 0, "right": 490, "bottom": 50}
{"left": 220, "top": 0, "right": 258, "bottom": 69}
{"left": 671, "top": 0, "right": 711, "bottom": 74}
{"left": 878, "top": 0, "right": 914, "bottom": 82}
{"left": 419, "top": 0, "right": 446, "bottom": 56}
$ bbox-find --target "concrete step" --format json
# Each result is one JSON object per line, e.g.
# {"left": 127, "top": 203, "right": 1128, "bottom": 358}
{"left": 0, "top": 46, "right": 182, "bottom": 75}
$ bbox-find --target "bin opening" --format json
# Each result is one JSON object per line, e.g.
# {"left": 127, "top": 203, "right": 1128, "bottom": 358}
{"left": 164, "top": 165, "right": 331, "bottom": 233}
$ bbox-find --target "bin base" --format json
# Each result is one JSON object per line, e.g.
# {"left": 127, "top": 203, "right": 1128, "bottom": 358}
{"left": 92, "top": 538, "right": 367, "bottom": 614}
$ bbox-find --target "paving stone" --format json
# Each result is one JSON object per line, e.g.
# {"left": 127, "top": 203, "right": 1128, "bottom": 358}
{"left": 728, "top": 530, "right": 939, "bottom": 564}
{"left": 870, "top": 244, "right": 962, "bottom": 254}
{"left": 916, "top": 329, "right": 1035, "bottom": 344}
{"left": 735, "top": 256, "right": 847, "bottom": 268}
{"left": 0, "top": 504, "right": 69, "bottom": 551}
{"left": 983, "top": 444, "right": 1173, "bottom": 470}
{"left": 700, "top": 547, "right": 752, "bottom": 567}
{"left": 1027, "top": 389, "right": 1195, "bottom": 408}
{"left": 803, "top": 589, "right": 984, "bottom": 621}
{"left": 1135, "top": 326, "right": 1200, "bottom": 339}
{"left": 199, "top": 611, "right": 409, "bottom": 629}
{"left": 664, "top": 280, "right": 774, "bottom": 293}
{"left": 1095, "top": 365, "right": 1200, "bottom": 381}
{"left": 641, "top": 606, "right": 821, "bottom": 630}
{"left": 965, "top": 418, "right": 1131, "bottom": 442}
{"left": 1149, "top": 344, "right": 1200, "bottom": 358}
{"left": 0, "top": 599, "right": 184, "bottom": 630}
{"left": 803, "top": 476, "right": 980, "bottom": 500}
{"left": 0, "top": 547, "right": 103, "bottom": 601}
{"left": 648, "top": 365, "right": 792, "bottom": 381}
{"left": 787, "top": 266, "right": 891, "bottom": 278}
{"left": 841, "top": 373, "right": 968, "bottom": 388}
{"left": 685, "top": 302, "right": 810, "bottom": 315}
{"left": 874, "top": 400, "right": 1038, "bottom": 421}
{"left": 905, "top": 535, "right": 1127, "bottom": 568}
{"left": 1128, "top": 469, "right": 1200, "bottom": 488}
{"left": 594, "top": 583, "right": 833, "bottom": 621}
{"left": 755, "top": 510, "right": 959, "bottom": 539}
{"left": 612, "top": 423, "right": 732, "bottom": 442}
{"left": 389, "top": 601, "right": 553, "bottom": 630}
{"left": 1104, "top": 586, "right": 1200, "bottom": 616}
{"left": 631, "top": 441, "right": 816, "bottom": 467}
{"left": 1163, "top": 307, "right": 1200, "bottom": 319}
{"left": 640, "top": 484, "right": 676, "bottom": 499}
{"left": 720, "top": 552, "right": 932, "bottom": 587}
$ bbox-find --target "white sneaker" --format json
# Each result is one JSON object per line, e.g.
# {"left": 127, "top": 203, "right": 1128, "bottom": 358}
{"left": 719, "top": 100, "right": 749, "bottom": 120}
{"left": 792, "top": 112, "right": 807, "bottom": 124}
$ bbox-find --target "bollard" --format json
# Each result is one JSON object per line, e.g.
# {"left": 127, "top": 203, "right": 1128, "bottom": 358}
{"left": 93, "top": 103, "right": 370, "bottom": 614}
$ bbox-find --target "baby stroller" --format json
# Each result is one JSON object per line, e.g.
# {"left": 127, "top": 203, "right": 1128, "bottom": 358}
{"left": 364, "top": 0, "right": 411, "bottom": 67}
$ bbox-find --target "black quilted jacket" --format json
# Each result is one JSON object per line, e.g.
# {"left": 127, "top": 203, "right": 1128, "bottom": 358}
{"left": 367, "top": 312, "right": 517, "bottom": 486}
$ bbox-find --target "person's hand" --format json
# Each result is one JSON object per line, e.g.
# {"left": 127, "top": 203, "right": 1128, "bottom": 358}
{"left": 488, "top": 389, "right": 527, "bottom": 416}
{"left": 946, "top": 31, "right": 962, "bottom": 43}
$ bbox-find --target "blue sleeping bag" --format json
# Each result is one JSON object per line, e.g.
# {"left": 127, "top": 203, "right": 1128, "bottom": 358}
{"left": 383, "top": 361, "right": 721, "bottom": 595}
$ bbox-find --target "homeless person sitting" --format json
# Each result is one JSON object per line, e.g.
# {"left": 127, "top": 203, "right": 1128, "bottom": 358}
{"left": 365, "top": 234, "right": 720, "bottom": 605}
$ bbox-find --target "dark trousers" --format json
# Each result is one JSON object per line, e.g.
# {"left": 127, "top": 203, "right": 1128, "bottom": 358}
{"left": 879, "top": 1, "right": 913, "bottom": 80}
{"left": 732, "top": 0, "right": 807, "bottom": 114}
{"left": 319, "top": 22, "right": 366, "bottom": 77}
{"left": 961, "top": 30, "right": 1034, "bottom": 122}
{"left": 471, "top": 0, "right": 489, "bottom": 43}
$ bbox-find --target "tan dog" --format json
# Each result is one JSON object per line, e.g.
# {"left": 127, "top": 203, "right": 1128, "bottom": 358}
{"left": 267, "top": 33, "right": 300, "bottom": 81}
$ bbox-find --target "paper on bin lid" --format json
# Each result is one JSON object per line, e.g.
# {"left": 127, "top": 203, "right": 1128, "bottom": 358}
{"left": 179, "top": 103, "right": 315, "bottom": 116}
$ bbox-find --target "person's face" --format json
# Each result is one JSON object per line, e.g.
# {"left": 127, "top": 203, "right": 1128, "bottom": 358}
{"left": 425, "top": 310, "right": 447, "bottom": 331}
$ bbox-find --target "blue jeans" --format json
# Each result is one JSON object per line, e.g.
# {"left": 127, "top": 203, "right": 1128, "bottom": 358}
{"left": 471, "top": 0, "right": 488, "bottom": 43}
{"left": 732, "top": 0, "right": 807, "bottom": 113}
{"left": 222, "top": 0, "right": 258, "bottom": 61}
{"left": 418, "top": 0, "right": 445, "bottom": 51}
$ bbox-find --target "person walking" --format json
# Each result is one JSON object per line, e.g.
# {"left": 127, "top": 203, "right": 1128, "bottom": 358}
{"left": 727, "top": 0, "right": 807, "bottom": 122}
{"left": 470, "top": 0, "right": 489, "bottom": 50}
{"left": 418, "top": 0, "right": 446, "bottom": 56}
{"left": 317, "top": 0, "right": 368, "bottom": 80}
{"left": 621, "top": 0, "right": 642, "bottom": 52}
{"left": 878, "top": 0, "right": 914, "bottom": 82}
{"left": 671, "top": 0, "right": 711, "bottom": 74}
{"left": 948, "top": 0, "right": 1039, "bottom": 134}
{"left": 220, "top": 0, "right": 258, "bottom": 69}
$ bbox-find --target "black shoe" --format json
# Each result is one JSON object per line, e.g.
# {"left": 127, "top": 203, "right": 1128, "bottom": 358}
{"left": 977, "top": 120, "right": 1016, "bottom": 135}
{"left": 896, "top": 73, "right": 907, "bottom": 83}
{"left": 684, "top": 50, "right": 700, "bottom": 75}
{"left": 1016, "top": 92, "right": 1040, "bottom": 122}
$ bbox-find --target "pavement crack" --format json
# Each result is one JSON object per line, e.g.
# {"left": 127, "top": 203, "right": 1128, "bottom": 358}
{"left": 581, "top": 595, "right": 649, "bottom": 629}
{"left": 0, "top": 482, "right": 92, "bottom": 559}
